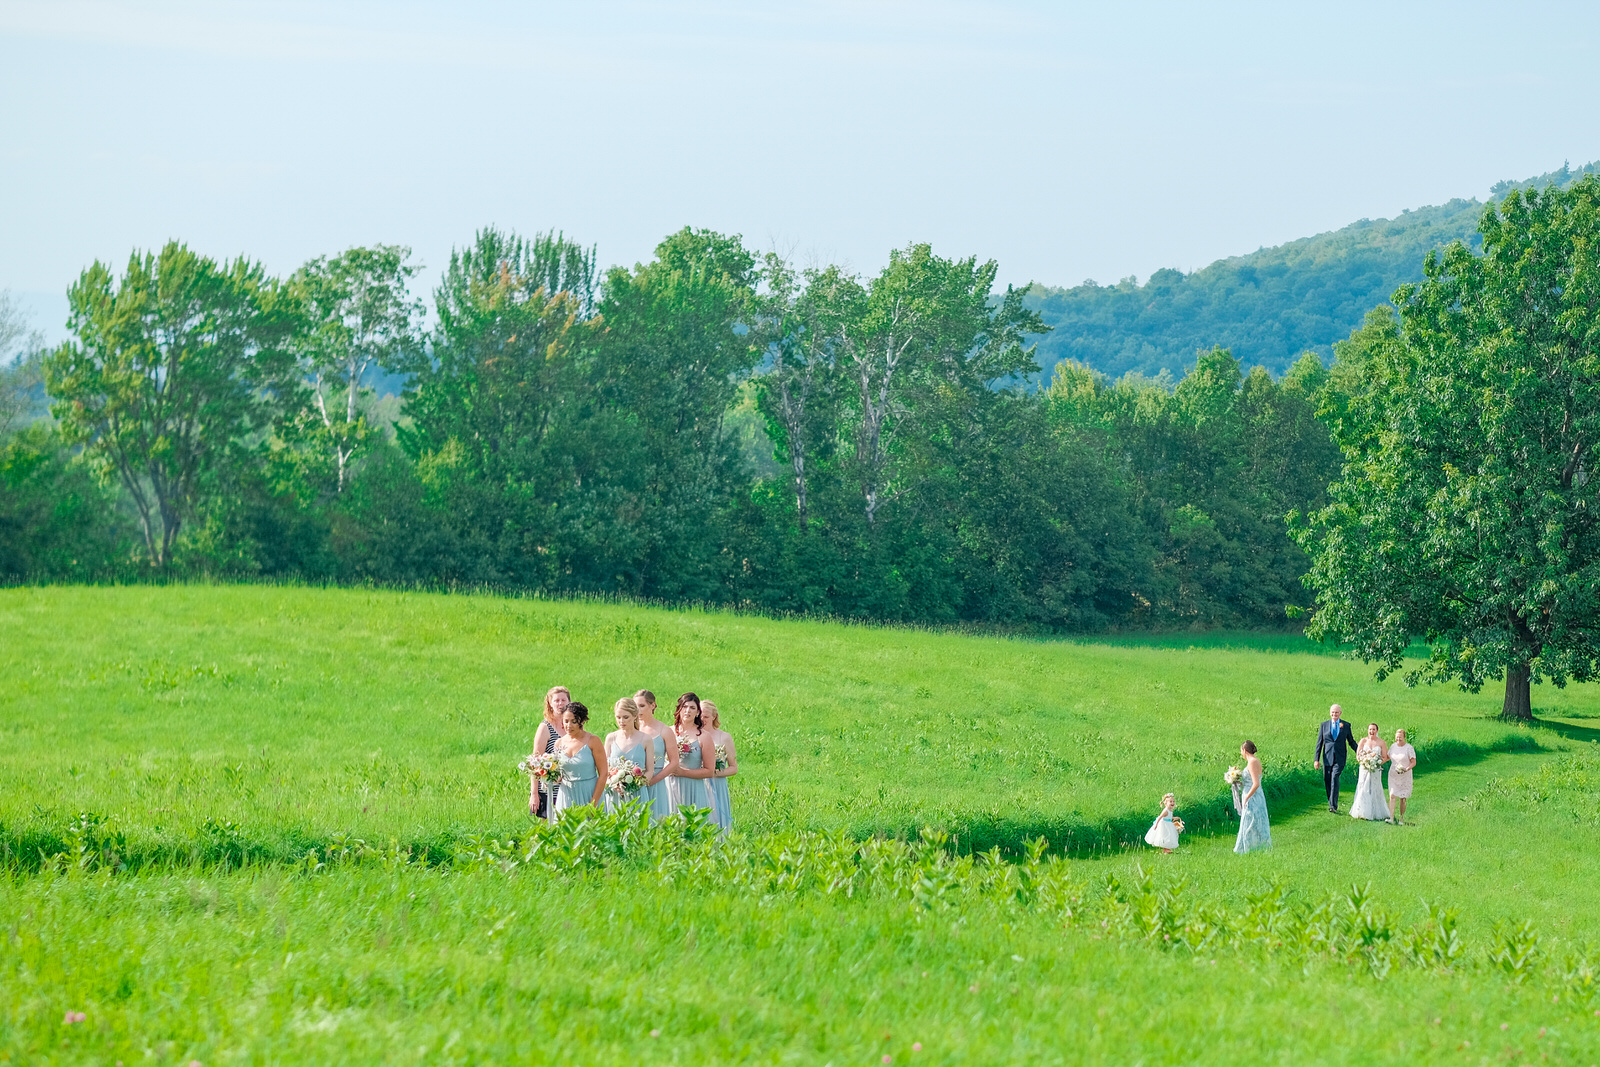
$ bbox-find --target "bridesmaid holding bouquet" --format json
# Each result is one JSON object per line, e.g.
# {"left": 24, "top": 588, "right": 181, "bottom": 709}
{"left": 668, "top": 692, "right": 714, "bottom": 812}
{"left": 701, "top": 699, "right": 738, "bottom": 834}
{"left": 604, "top": 696, "right": 655, "bottom": 814}
{"left": 634, "top": 689, "right": 679, "bottom": 820}
{"left": 553, "top": 702, "right": 608, "bottom": 815}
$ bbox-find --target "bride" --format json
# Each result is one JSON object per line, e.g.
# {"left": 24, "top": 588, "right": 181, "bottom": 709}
{"left": 1349, "top": 722, "right": 1392, "bottom": 821}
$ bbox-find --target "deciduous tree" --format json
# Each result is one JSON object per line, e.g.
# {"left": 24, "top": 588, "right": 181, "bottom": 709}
{"left": 1297, "top": 177, "right": 1600, "bottom": 719}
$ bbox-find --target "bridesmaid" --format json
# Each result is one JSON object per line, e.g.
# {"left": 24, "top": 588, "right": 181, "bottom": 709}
{"left": 701, "top": 699, "right": 738, "bottom": 834}
{"left": 553, "top": 702, "right": 607, "bottom": 815}
{"left": 529, "top": 685, "right": 570, "bottom": 819}
{"left": 604, "top": 696, "right": 654, "bottom": 814}
{"left": 635, "top": 689, "right": 680, "bottom": 821}
{"left": 667, "top": 692, "right": 714, "bottom": 812}
{"left": 1233, "top": 739, "right": 1272, "bottom": 853}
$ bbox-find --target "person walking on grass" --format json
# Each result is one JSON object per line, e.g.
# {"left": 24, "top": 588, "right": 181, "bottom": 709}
{"left": 604, "top": 697, "right": 654, "bottom": 815}
{"left": 701, "top": 699, "right": 738, "bottom": 834}
{"left": 1387, "top": 728, "right": 1417, "bottom": 825}
{"left": 529, "top": 685, "right": 570, "bottom": 819}
{"left": 1349, "top": 722, "right": 1392, "bottom": 821}
{"left": 635, "top": 689, "right": 679, "bottom": 821}
{"left": 1234, "top": 740, "right": 1271, "bottom": 853}
{"left": 553, "top": 702, "right": 607, "bottom": 814}
{"left": 667, "top": 692, "right": 714, "bottom": 813}
{"left": 1313, "top": 703, "right": 1358, "bottom": 813}
{"left": 1144, "top": 792, "right": 1183, "bottom": 853}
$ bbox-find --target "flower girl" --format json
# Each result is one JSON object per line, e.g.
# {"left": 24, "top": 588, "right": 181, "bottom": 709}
{"left": 1144, "top": 793, "right": 1184, "bottom": 853}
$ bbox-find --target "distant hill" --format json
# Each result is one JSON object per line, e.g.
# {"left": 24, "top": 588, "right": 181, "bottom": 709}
{"left": 1025, "top": 160, "right": 1600, "bottom": 379}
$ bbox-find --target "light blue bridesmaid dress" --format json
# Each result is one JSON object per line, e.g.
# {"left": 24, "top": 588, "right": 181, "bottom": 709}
{"left": 554, "top": 744, "right": 599, "bottom": 816}
{"left": 643, "top": 732, "right": 673, "bottom": 821}
{"left": 669, "top": 736, "right": 710, "bottom": 811}
{"left": 605, "top": 736, "right": 650, "bottom": 815}
{"left": 706, "top": 740, "right": 732, "bottom": 833}
{"left": 1233, "top": 766, "right": 1272, "bottom": 853}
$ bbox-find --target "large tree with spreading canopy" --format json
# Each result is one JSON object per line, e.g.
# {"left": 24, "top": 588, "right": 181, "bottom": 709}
{"left": 1297, "top": 176, "right": 1600, "bottom": 719}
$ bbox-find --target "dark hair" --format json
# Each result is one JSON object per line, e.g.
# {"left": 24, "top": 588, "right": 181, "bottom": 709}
{"left": 634, "top": 689, "right": 656, "bottom": 707}
{"left": 1241, "top": 739, "right": 1257, "bottom": 754}
{"left": 1367, "top": 722, "right": 1378, "bottom": 732}
{"left": 674, "top": 692, "right": 702, "bottom": 732}
{"left": 564, "top": 702, "right": 589, "bottom": 726}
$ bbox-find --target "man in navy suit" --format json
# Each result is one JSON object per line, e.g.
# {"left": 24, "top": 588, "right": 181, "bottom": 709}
{"left": 1313, "top": 703, "right": 1358, "bottom": 813}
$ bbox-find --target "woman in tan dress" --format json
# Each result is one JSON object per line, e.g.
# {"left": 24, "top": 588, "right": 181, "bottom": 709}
{"left": 1387, "top": 728, "right": 1417, "bottom": 824}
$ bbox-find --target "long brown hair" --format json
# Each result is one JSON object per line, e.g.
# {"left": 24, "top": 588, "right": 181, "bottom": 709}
{"left": 674, "top": 692, "right": 702, "bottom": 733}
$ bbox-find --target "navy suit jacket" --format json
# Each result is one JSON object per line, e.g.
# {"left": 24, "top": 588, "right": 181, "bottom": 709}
{"left": 1316, "top": 719, "right": 1357, "bottom": 766}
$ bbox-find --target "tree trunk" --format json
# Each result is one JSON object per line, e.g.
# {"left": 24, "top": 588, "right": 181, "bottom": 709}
{"left": 1502, "top": 663, "right": 1532, "bottom": 720}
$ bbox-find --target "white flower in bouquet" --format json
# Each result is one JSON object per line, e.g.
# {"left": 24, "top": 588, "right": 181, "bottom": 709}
{"left": 607, "top": 756, "right": 649, "bottom": 796}
{"left": 1224, "top": 766, "right": 1243, "bottom": 786}
{"left": 519, "top": 752, "right": 566, "bottom": 785}
{"left": 714, "top": 743, "right": 729, "bottom": 771}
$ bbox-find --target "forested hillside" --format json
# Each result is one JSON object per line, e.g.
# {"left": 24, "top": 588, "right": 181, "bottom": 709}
{"left": 1025, "top": 160, "right": 1600, "bottom": 378}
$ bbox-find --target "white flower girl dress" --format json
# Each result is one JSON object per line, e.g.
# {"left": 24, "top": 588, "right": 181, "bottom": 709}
{"left": 1144, "top": 810, "right": 1180, "bottom": 850}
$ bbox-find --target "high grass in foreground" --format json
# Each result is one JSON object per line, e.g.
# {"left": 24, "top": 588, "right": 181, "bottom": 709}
{"left": 5, "top": 584, "right": 1600, "bottom": 1062}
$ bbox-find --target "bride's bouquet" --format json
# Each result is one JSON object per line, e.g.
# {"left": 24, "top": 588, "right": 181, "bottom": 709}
{"left": 519, "top": 752, "right": 566, "bottom": 786}
{"left": 714, "top": 744, "right": 729, "bottom": 772}
{"left": 607, "top": 756, "right": 649, "bottom": 797}
{"left": 1357, "top": 751, "right": 1383, "bottom": 773}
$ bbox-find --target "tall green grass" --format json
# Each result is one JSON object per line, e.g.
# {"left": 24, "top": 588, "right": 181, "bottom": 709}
{"left": 4, "top": 584, "right": 1600, "bottom": 1063}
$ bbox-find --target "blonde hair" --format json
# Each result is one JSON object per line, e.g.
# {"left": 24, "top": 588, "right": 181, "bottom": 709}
{"left": 1161, "top": 792, "right": 1175, "bottom": 807}
{"left": 614, "top": 696, "right": 641, "bottom": 727}
{"left": 701, "top": 699, "right": 720, "bottom": 728}
{"left": 544, "top": 686, "right": 571, "bottom": 720}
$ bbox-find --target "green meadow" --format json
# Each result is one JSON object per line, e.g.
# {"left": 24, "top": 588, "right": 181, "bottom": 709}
{"left": 3, "top": 585, "right": 1600, "bottom": 1064}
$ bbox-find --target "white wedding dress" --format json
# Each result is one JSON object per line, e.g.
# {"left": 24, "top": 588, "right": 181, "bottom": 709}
{"left": 1348, "top": 742, "right": 1391, "bottom": 821}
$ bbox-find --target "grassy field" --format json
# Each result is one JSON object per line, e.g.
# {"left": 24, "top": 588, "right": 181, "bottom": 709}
{"left": 3, "top": 584, "right": 1600, "bottom": 1064}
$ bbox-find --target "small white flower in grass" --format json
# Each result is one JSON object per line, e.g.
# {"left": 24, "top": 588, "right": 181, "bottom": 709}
{"left": 1011, "top": 954, "right": 1023, "bottom": 962}
{"left": 650, "top": 1029, "right": 661, "bottom": 1038}
{"left": 912, "top": 1043, "right": 922, "bottom": 1052}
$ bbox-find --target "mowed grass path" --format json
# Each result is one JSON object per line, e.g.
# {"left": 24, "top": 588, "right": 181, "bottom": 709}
{"left": 5, "top": 586, "right": 1600, "bottom": 1064}
{"left": 1, "top": 584, "right": 1581, "bottom": 851}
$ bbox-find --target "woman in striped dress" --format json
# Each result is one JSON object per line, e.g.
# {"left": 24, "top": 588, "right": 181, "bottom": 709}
{"left": 700, "top": 699, "right": 738, "bottom": 834}
{"left": 529, "top": 685, "right": 569, "bottom": 819}
{"left": 634, "top": 689, "right": 679, "bottom": 821}
{"left": 667, "top": 692, "right": 714, "bottom": 813}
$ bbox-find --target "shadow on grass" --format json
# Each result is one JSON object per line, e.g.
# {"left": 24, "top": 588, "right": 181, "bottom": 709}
{"left": 1530, "top": 716, "right": 1600, "bottom": 746}
{"left": 860, "top": 730, "right": 1552, "bottom": 860}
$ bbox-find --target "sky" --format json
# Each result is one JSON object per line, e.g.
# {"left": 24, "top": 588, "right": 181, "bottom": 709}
{"left": 3, "top": 0, "right": 1599, "bottom": 341}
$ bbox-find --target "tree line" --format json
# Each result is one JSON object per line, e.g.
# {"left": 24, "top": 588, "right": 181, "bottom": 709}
{"left": 0, "top": 226, "right": 1346, "bottom": 629}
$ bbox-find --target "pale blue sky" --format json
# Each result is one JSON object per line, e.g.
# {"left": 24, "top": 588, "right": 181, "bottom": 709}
{"left": 3, "top": 0, "right": 1598, "bottom": 340}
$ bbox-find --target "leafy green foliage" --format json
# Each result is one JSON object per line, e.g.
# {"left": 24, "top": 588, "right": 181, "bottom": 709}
{"left": 1299, "top": 176, "right": 1600, "bottom": 718}
{"left": 1025, "top": 161, "right": 1600, "bottom": 380}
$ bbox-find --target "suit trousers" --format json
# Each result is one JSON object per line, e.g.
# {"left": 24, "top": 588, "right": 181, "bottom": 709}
{"left": 1323, "top": 759, "right": 1346, "bottom": 811}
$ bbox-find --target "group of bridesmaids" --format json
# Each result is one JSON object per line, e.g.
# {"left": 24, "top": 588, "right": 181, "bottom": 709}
{"left": 528, "top": 686, "right": 738, "bottom": 833}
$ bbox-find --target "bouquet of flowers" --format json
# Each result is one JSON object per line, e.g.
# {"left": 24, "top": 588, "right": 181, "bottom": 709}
{"left": 1358, "top": 751, "right": 1384, "bottom": 773}
{"left": 1223, "top": 766, "right": 1243, "bottom": 787}
{"left": 714, "top": 743, "right": 729, "bottom": 771}
{"left": 607, "top": 756, "right": 649, "bottom": 797}
{"left": 519, "top": 752, "right": 566, "bottom": 786}
{"left": 679, "top": 737, "right": 695, "bottom": 759}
